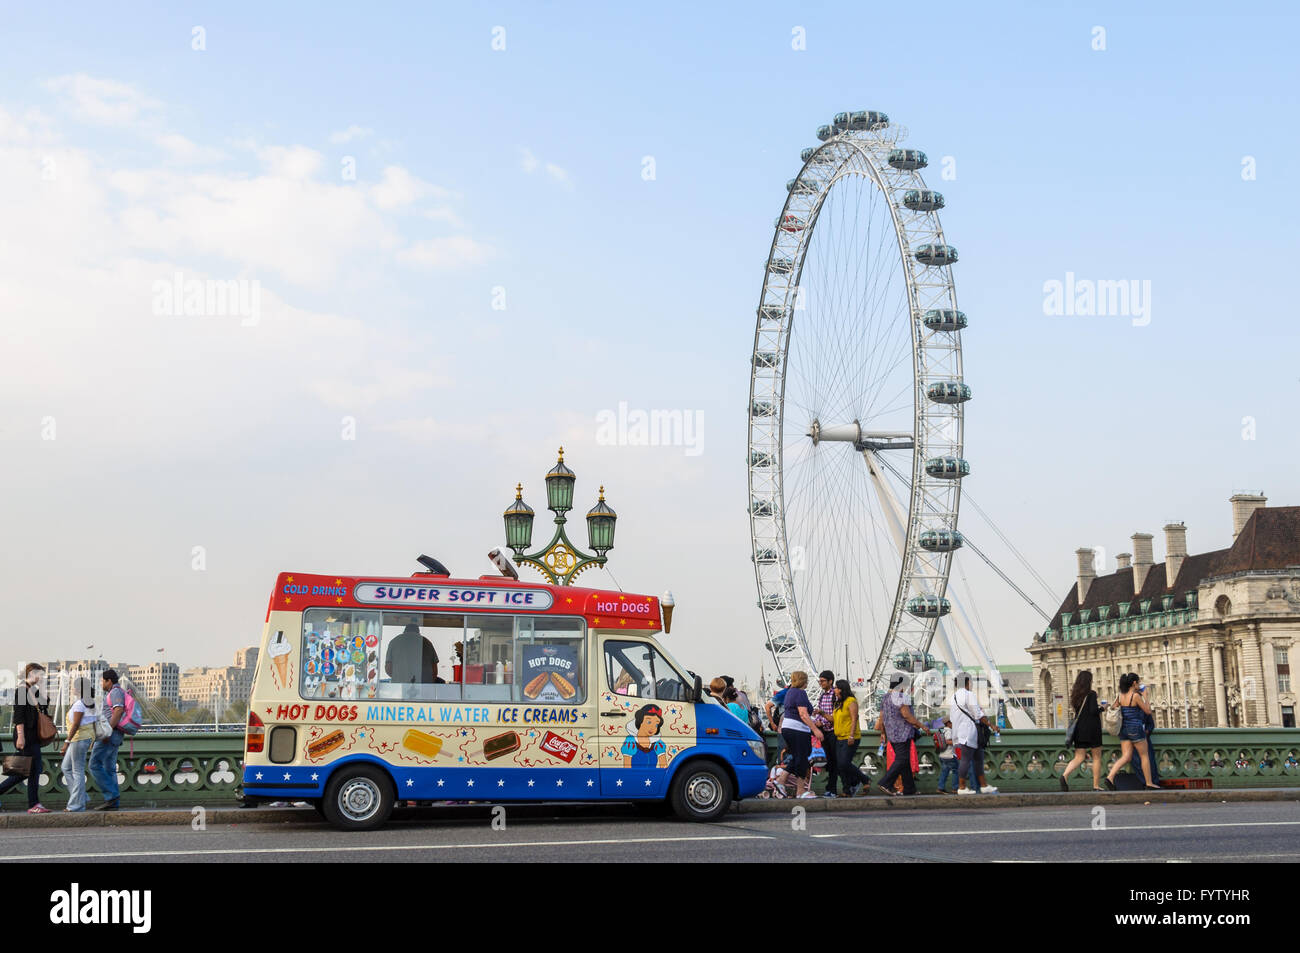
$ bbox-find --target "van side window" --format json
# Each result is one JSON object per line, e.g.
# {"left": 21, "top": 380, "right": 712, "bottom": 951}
{"left": 515, "top": 617, "right": 586, "bottom": 704}
{"left": 300, "top": 609, "right": 383, "bottom": 701}
{"left": 603, "top": 640, "right": 688, "bottom": 702}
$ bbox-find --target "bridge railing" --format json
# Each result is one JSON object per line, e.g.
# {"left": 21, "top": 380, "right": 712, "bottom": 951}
{"left": 12, "top": 728, "right": 1300, "bottom": 809}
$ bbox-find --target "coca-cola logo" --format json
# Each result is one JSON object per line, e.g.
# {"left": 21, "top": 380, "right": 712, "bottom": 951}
{"left": 539, "top": 731, "right": 578, "bottom": 763}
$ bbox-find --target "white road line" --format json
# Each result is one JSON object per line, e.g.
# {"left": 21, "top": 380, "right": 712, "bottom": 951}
{"left": 13, "top": 833, "right": 773, "bottom": 861}
{"left": 809, "top": 820, "right": 1300, "bottom": 838}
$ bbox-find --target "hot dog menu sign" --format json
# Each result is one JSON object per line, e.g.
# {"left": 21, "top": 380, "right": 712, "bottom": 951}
{"left": 520, "top": 645, "right": 579, "bottom": 702}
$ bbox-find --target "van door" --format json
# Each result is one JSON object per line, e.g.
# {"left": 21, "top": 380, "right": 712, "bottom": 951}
{"left": 596, "top": 637, "right": 695, "bottom": 797}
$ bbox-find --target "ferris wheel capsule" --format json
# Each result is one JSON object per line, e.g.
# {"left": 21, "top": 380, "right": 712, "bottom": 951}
{"left": 919, "top": 529, "right": 964, "bottom": 552}
{"left": 903, "top": 189, "right": 945, "bottom": 212}
{"left": 816, "top": 124, "right": 835, "bottom": 141}
{"left": 914, "top": 244, "right": 958, "bottom": 266}
{"left": 786, "top": 177, "right": 821, "bottom": 195}
{"left": 758, "top": 304, "right": 787, "bottom": 323}
{"left": 749, "top": 451, "right": 775, "bottom": 467}
{"left": 922, "top": 309, "right": 967, "bottom": 331}
{"left": 888, "top": 148, "right": 928, "bottom": 170}
{"left": 776, "top": 214, "right": 807, "bottom": 233}
{"left": 905, "top": 595, "right": 951, "bottom": 618}
{"left": 750, "top": 399, "right": 776, "bottom": 417}
{"left": 925, "top": 381, "right": 972, "bottom": 404}
{"left": 768, "top": 257, "right": 795, "bottom": 275}
{"left": 760, "top": 594, "right": 788, "bottom": 611}
{"left": 924, "top": 456, "right": 970, "bottom": 479}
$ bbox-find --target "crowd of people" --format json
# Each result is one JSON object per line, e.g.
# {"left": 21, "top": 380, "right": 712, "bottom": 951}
{"left": 0, "top": 663, "right": 136, "bottom": 814}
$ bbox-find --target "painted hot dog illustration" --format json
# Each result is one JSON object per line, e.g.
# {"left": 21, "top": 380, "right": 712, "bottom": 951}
{"left": 307, "top": 729, "right": 346, "bottom": 759}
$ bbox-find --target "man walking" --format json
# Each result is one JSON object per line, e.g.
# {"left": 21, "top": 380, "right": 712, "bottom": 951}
{"left": 951, "top": 674, "right": 998, "bottom": 795}
{"left": 87, "top": 668, "right": 126, "bottom": 811}
{"left": 874, "top": 674, "right": 928, "bottom": 796}
{"left": 814, "top": 670, "right": 840, "bottom": 796}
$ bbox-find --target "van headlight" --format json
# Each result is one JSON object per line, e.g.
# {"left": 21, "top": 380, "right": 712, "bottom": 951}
{"left": 747, "top": 740, "right": 766, "bottom": 760}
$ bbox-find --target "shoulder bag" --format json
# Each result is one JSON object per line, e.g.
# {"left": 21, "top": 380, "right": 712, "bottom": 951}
{"left": 956, "top": 699, "right": 992, "bottom": 749}
{"left": 1103, "top": 694, "right": 1123, "bottom": 737}
{"left": 2, "top": 754, "right": 33, "bottom": 778}
{"left": 1064, "top": 708, "right": 1078, "bottom": 747}
{"left": 36, "top": 709, "right": 59, "bottom": 746}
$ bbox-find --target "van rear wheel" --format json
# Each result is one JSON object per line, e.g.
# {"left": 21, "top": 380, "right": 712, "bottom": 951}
{"left": 669, "top": 762, "right": 733, "bottom": 822}
{"left": 321, "top": 766, "right": 395, "bottom": 832}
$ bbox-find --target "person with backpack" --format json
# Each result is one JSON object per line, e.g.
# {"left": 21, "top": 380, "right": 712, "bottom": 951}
{"left": 88, "top": 668, "right": 140, "bottom": 811}
{"left": 935, "top": 718, "right": 959, "bottom": 794}
{"left": 0, "top": 663, "right": 53, "bottom": 814}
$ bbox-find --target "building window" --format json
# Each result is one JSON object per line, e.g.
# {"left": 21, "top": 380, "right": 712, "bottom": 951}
{"left": 1278, "top": 648, "right": 1291, "bottom": 695}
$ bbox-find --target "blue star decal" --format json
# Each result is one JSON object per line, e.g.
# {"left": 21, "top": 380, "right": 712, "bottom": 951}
{"left": 359, "top": 730, "right": 366, "bottom": 738}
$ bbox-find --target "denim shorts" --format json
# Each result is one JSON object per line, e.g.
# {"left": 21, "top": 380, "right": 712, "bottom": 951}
{"left": 1118, "top": 725, "right": 1146, "bottom": 742}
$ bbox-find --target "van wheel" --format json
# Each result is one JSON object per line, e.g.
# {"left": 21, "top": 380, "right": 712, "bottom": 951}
{"left": 321, "top": 766, "right": 394, "bottom": 831}
{"left": 669, "top": 762, "right": 733, "bottom": 822}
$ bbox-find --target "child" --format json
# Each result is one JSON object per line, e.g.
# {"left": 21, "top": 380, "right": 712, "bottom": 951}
{"left": 762, "top": 749, "right": 796, "bottom": 799}
{"left": 935, "top": 718, "right": 958, "bottom": 794}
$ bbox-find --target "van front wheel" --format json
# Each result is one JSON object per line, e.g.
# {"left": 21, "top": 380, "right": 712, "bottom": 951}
{"left": 669, "top": 762, "right": 733, "bottom": 822}
{"left": 321, "top": 766, "right": 395, "bottom": 832}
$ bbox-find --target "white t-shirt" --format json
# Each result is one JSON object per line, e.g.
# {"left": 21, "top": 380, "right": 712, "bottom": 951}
{"left": 950, "top": 688, "right": 984, "bottom": 748}
{"left": 71, "top": 699, "right": 98, "bottom": 723}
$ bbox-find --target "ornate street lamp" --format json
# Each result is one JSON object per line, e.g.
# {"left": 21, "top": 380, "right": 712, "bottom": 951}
{"left": 503, "top": 448, "right": 617, "bottom": 586}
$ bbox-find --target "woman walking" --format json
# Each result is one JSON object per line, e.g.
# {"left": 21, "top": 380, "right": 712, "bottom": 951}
{"left": 779, "top": 671, "right": 824, "bottom": 798}
{"left": 59, "top": 676, "right": 97, "bottom": 812}
{"left": 0, "top": 663, "right": 53, "bottom": 814}
{"left": 1104, "top": 672, "right": 1160, "bottom": 791}
{"left": 1060, "top": 670, "right": 1104, "bottom": 791}
{"left": 832, "top": 679, "right": 871, "bottom": 796}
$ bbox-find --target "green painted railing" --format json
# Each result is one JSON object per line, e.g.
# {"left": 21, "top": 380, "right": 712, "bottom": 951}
{"left": 9, "top": 733, "right": 246, "bottom": 809}
{"left": 8, "top": 728, "right": 1299, "bottom": 809}
{"left": 765, "top": 728, "right": 1300, "bottom": 793}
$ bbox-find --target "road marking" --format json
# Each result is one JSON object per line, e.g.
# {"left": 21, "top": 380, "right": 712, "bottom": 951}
{"left": 809, "top": 820, "right": 1300, "bottom": 837}
{"left": 13, "top": 833, "right": 772, "bottom": 861}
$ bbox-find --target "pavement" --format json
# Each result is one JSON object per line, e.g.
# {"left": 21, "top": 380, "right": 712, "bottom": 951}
{"left": 1, "top": 786, "right": 1294, "bottom": 830}
{"left": 4, "top": 798, "right": 1299, "bottom": 862}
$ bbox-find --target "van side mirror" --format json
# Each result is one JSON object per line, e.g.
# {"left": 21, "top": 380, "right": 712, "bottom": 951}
{"left": 692, "top": 674, "right": 703, "bottom": 703}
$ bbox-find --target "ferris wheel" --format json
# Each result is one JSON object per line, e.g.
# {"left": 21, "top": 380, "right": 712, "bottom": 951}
{"left": 747, "top": 110, "right": 970, "bottom": 707}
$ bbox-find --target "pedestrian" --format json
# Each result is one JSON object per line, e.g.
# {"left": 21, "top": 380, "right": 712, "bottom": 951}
{"left": 1130, "top": 683, "right": 1161, "bottom": 788}
{"left": 873, "top": 674, "right": 928, "bottom": 796}
{"left": 1060, "top": 670, "right": 1104, "bottom": 791}
{"left": 832, "top": 679, "right": 871, "bottom": 796}
{"left": 935, "top": 718, "right": 959, "bottom": 794}
{"left": 765, "top": 682, "right": 787, "bottom": 733}
{"left": 0, "top": 663, "right": 53, "bottom": 813}
{"left": 88, "top": 668, "right": 127, "bottom": 811}
{"left": 951, "top": 674, "right": 998, "bottom": 795}
{"left": 721, "top": 675, "right": 751, "bottom": 711}
{"left": 1103, "top": 673, "right": 1159, "bottom": 791}
{"left": 722, "top": 686, "right": 748, "bottom": 722}
{"left": 814, "top": 670, "right": 840, "bottom": 797}
{"left": 708, "top": 677, "right": 729, "bottom": 706}
{"left": 779, "top": 671, "right": 824, "bottom": 799}
{"left": 58, "top": 676, "right": 98, "bottom": 812}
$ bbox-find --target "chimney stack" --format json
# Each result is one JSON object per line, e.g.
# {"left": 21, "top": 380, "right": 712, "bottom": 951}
{"left": 1131, "top": 533, "right": 1154, "bottom": 594}
{"left": 1230, "top": 493, "right": 1266, "bottom": 540}
{"left": 1115, "top": 552, "right": 1132, "bottom": 570}
{"left": 1075, "top": 547, "right": 1097, "bottom": 603}
{"left": 1164, "top": 522, "right": 1187, "bottom": 587}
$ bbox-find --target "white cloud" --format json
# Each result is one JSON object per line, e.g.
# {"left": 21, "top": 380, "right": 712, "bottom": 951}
{"left": 396, "top": 236, "right": 494, "bottom": 270}
{"left": 257, "top": 144, "right": 323, "bottom": 180}
{"left": 154, "top": 132, "right": 225, "bottom": 164}
{"left": 370, "top": 164, "right": 450, "bottom": 210}
{"left": 329, "top": 124, "right": 373, "bottom": 144}
{"left": 519, "top": 147, "right": 572, "bottom": 189}
{"left": 45, "top": 74, "right": 160, "bottom": 125}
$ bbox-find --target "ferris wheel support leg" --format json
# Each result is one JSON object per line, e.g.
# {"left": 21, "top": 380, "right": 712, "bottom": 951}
{"left": 862, "top": 451, "right": 908, "bottom": 555}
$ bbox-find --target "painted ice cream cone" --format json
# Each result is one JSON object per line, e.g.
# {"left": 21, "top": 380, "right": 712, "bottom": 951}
{"left": 661, "top": 591, "right": 675, "bottom": 633}
{"left": 269, "top": 630, "right": 292, "bottom": 686}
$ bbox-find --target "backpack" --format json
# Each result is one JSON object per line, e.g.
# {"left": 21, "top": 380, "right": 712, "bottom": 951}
{"left": 747, "top": 706, "right": 765, "bottom": 736}
{"left": 931, "top": 730, "right": 948, "bottom": 752}
{"left": 116, "top": 686, "right": 143, "bottom": 735}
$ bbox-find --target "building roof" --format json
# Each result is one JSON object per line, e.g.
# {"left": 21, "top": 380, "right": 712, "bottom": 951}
{"left": 1045, "top": 506, "right": 1300, "bottom": 633}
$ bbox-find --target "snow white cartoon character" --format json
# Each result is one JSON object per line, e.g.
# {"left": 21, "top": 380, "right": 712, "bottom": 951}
{"left": 621, "top": 703, "right": 669, "bottom": 768}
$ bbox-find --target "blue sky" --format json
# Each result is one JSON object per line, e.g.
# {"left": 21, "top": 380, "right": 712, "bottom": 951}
{"left": 2, "top": 2, "right": 1296, "bottom": 685}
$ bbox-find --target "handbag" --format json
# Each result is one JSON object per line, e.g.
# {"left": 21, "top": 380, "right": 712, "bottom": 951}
{"left": 1064, "top": 708, "right": 1078, "bottom": 747}
{"left": 1103, "top": 698, "right": 1123, "bottom": 737}
{"left": 94, "top": 717, "right": 114, "bottom": 742}
{"left": 36, "top": 709, "right": 58, "bottom": 746}
{"left": 2, "top": 754, "right": 33, "bottom": 778}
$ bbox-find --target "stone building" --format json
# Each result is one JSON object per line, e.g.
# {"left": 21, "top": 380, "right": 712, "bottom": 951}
{"left": 1028, "top": 494, "right": 1297, "bottom": 729}
{"left": 178, "top": 647, "right": 258, "bottom": 713}
{"left": 124, "top": 661, "right": 180, "bottom": 707}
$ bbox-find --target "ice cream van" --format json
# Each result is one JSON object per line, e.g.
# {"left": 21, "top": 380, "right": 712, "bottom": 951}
{"left": 243, "top": 556, "right": 768, "bottom": 830}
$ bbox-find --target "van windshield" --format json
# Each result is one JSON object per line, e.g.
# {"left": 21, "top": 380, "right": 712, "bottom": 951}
{"left": 603, "top": 640, "right": 689, "bottom": 702}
